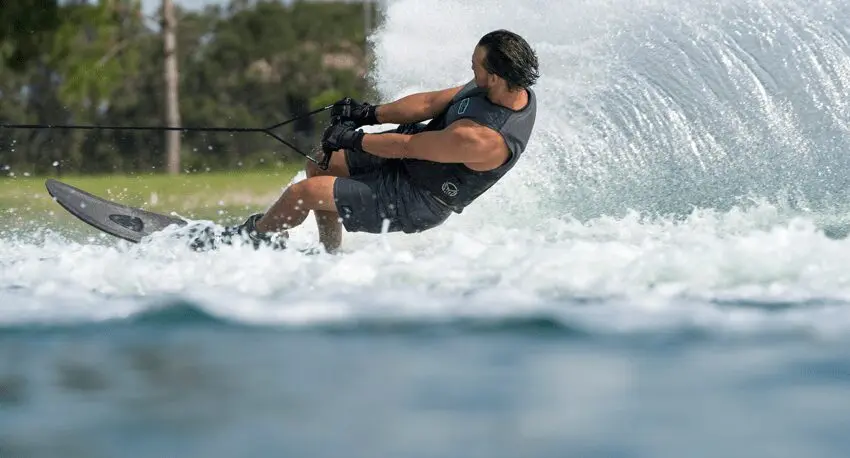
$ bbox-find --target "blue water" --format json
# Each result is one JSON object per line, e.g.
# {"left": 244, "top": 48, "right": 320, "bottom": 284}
{"left": 2, "top": 312, "right": 850, "bottom": 458}
{"left": 5, "top": 0, "right": 850, "bottom": 456}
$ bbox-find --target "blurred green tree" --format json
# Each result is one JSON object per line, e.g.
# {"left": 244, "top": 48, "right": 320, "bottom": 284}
{"left": 0, "top": 0, "right": 371, "bottom": 175}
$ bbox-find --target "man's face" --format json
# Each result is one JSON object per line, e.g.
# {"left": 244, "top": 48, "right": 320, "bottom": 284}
{"left": 471, "top": 46, "right": 492, "bottom": 89}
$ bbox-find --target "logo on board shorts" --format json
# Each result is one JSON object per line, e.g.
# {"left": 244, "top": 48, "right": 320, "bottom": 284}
{"left": 441, "top": 181, "right": 458, "bottom": 197}
{"left": 457, "top": 98, "right": 470, "bottom": 115}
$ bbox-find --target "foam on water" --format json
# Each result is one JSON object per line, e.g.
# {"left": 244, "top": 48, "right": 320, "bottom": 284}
{"left": 4, "top": 0, "right": 850, "bottom": 336}
{"left": 4, "top": 202, "right": 850, "bottom": 336}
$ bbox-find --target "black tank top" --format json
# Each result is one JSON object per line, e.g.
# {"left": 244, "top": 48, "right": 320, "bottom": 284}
{"left": 401, "top": 80, "right": 537, "bottom": 213}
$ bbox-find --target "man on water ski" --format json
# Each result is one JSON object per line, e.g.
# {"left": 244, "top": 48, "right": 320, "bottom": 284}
{"left": 196, "top": 29, "right": 539, "bottom": 252}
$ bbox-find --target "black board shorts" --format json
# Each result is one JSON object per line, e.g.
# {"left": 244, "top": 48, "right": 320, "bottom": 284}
{"left": 332, "top": 124, "right": 452, "bottom": 234}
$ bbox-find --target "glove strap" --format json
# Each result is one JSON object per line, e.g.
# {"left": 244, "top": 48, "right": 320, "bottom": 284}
{"left": 364, "top": 104, "right": 379, "bottom": 125}
{"left": 351, "top": 130, "right": 365, "bottom": 151}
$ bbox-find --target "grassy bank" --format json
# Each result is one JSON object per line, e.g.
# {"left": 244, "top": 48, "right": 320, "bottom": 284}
{"left": 0, "top": 165, "right": 303, "bottom": 228}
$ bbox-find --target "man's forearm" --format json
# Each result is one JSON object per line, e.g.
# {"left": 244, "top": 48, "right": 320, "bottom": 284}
{"left": 375, "top": 93, "right": 438, "bottom": 125}
{"left": 361, "top": 133, "right": 410, "bottom": 159}
{"left": 371, "top": 84, "right": 465, "bottom": 125}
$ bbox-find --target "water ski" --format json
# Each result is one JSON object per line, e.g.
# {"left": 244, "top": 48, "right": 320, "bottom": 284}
{"left": 45, "top": 178, "right": 188, "bottom": 243}
{"left": 44, "top": 179, "right": 290, "bottom": 252}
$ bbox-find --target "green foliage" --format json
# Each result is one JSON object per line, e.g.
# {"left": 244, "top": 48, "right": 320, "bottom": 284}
{"left": 311, "top": 89, "right": 344, "bottom": 110}
{"left": 49, "top": 1, "right": 139, "bottom": 109}
{"left": 0, "top": 0, "right": 371, "bottom": 175}
{"left": 0, "top": 0, "right": 61, "bottom": 69}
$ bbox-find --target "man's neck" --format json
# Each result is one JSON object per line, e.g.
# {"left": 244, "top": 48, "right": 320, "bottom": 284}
{"left": 487, "top": 85, "right": 528, "bottom": 111}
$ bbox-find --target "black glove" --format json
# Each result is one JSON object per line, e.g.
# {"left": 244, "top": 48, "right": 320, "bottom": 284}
{"left": 322, "top": 121, "right": 364, "bottom": 154}
{"left": 330, "top": 97, "right": 379, "bottom": 127}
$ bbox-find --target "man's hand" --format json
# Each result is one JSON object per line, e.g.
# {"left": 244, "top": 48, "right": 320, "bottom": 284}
{"left": 330, "top": 97, "right": 379, "bottom": 127}
{"left": 322, "top": 121, "right": 364, "bottom": 154}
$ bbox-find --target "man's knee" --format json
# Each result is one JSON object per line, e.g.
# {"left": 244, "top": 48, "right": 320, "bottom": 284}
{"left": 288, "top": 178, "right": 313, "bottom": 201}
{"left": 287, "top": 176, "right": 338, "bottom": 212}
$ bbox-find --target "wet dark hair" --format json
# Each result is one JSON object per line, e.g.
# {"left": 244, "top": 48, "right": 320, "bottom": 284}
{"left": 477, "top": 30, "right": 539, "bottom": 90}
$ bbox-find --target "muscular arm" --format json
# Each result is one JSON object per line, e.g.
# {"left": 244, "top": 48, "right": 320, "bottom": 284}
{"left": 374, "top": 83, "right": 468, "bottom": 124}
{"left": 360, "top": 119, "right": 507, "bottom": 169}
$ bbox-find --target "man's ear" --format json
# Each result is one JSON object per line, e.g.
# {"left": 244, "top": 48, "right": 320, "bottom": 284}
{"left": 487, "top": 72, "right": 499, "bottom": 87}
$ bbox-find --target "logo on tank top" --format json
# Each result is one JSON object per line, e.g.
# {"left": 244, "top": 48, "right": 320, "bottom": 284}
{"left": 441, "top": 181, "right": 458, "bottom": 197}
{"left": 457, "top": 98, "right": 470, "bottom": 115}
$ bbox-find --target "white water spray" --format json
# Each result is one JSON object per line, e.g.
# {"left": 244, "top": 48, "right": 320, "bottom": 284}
{"left": 371, "top": 0, "right": 850, "bottom": 221}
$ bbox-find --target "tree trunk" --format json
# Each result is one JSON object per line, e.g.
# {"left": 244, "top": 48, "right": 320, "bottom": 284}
{"left": 162, "top": 0, "right": 180, "bottom": 174}
{"left": 364, "top": 0, "right": 372, "bottom": 63}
